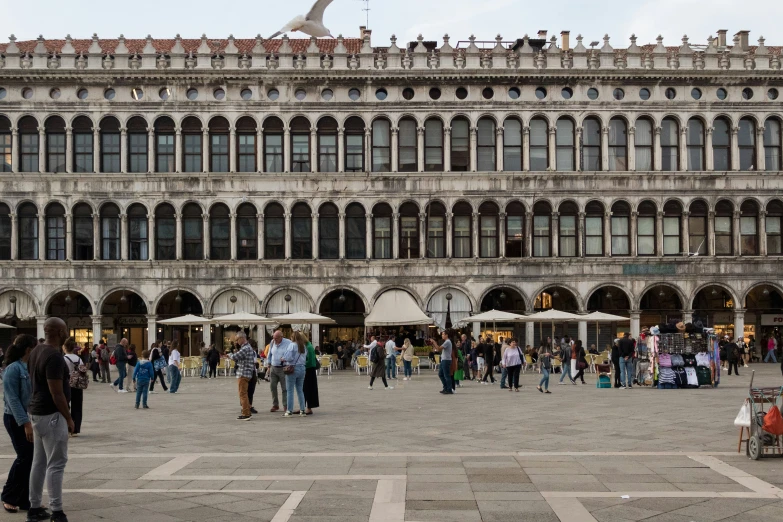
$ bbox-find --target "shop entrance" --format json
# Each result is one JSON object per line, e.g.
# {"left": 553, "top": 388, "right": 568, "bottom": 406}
{"left": 101, "top": 290, "right": 148, "bottom": 355}
{"left": 47, "top": 290, "right": 93, "bottom": 346}
{"left": 319, "top": 289, "right": 365, "bottom": 351}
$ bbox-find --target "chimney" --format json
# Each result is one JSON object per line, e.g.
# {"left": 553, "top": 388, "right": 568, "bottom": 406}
{"left": 537, "top": 30, "right": 547, "bottom": 40}
{"left": 717, "top": 29, "right": 727, "bottom": 47}
{"left": 560, "top": 30, "right": 570, "bottom": 51}
{"left": 735, "top": 30, "right": 750, "bottom": 51}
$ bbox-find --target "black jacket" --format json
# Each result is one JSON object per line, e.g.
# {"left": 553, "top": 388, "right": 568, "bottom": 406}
{"left": 618, "top": 338, "right": 635, "bottom": 359}
{"left": 113, "top": 344, "right": 128, "bottom": 362}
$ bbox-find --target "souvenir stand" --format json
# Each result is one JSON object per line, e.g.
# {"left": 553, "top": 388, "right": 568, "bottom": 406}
{"left": 647, "top": 325, "right": 720, "bottom": 389}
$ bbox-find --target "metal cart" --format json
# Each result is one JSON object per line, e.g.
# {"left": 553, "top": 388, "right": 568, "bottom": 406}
{"left": 746, "top": 370, "right": 783, "bottom": 460}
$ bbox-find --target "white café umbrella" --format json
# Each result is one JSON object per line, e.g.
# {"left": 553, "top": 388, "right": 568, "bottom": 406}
{"left": 210, "top": 312, "right": 278, "bottom": 325}
{"left": 0, "top": 323, "right": 16, "bottom": 329}
{"left": 582, "top": 311, "right": 630, "bottom": 351}
{"left": 269, "top": 312, "right": 337, "bottom": 325}
{"left": 467, "top": 310, "right": 527, "bottom": 342}
{"left": 519, "top": 309, "right": 582, "bottom": 344}
{"left": 157, "top": 314, "right": 212, "bottom": 356}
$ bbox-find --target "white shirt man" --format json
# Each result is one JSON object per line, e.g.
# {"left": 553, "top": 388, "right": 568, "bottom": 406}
{"left": 385, "top": 336, "right": 398, "bottom": 380}
{"left": 168, "top": 346, "right": 182, "bottom": 393}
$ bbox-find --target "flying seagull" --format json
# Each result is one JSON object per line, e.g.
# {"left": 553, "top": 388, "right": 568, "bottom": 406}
{"left": 268, "top": 0, "right": 336, "bottom": 39}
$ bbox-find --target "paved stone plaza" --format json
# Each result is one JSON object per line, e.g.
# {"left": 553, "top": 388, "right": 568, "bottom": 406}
{"left": 2, "top": 365, "right": 783, "bottom": 522}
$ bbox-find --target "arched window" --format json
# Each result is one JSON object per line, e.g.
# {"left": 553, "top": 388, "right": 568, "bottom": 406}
{"left": 72, "top": 116, "right": 94, "bottom": 173}
{"left": 208, "top": 117, "right": 229, "bottom": 172}
{"left": 661, "top": 117, "right": 679, "bottom": 171}
{"left": 209, "top": 203, "right": 230, "bottom": 260}
{"left": 713, "top": 117, "right": 731, "bottom": 171}
{"left": 637, "top": 200, "right": 657, "bottom": 256}
{"left": 558, "top": 201, "right": 578, "bottom": 257}
{"left": 19, "top": 116, "right": 39, "bottom": 173}
{"left": 155, "top": 204, "right": 176, "bottom": 260}
{"left": 264, "top": 117, "right": 284, "bottom": 172}
{"left": 399, "top": 202, "right": 420, "bottom": 259}
{"left": 127, "top": 116, "right": 148, "bottom": 173}
{"left": 127, "top": 203, "right": 148, "bottom": 260}
{"left": 46, "top": 116, "right": 66, "bottom": 173}
{"left": 452, "top": 201, "right": 472, "bottom": 258}
{"left": 264, "top": 203, "right": 285, "bottom": 259}
{"left": 505, "top": 201, "right": 525, "bottom": 258}
{"left": 478, "top": 201, "right": 498, "bottom": 258}
{"left": 0, "top": 203, "right": 10, "bottom": 259}
{"left": 529, "top": 118, "right": 548, "bottom": 171}
{"left": 291, "top": 202, "right": 312, "bottom": 259}
{"left": 503, "top": 118, "right": 522, "bottom": 171}
{"left": 739, "top": 117, "right": 756, "bottom": 171}
{"left": 687, "top": 118, "right": 705, "bottom": 171}
{"left": 532, "top": 201, "right": 551, "bottom": 257}
{"left": 663, "top": 200, "right": 682, "bottom": 256}
{"left": 767, "top": 199, "right": 783, "bottom": 256}
{"left": 610, "top": 201, "right": 631, "bottom": 255}
{"left": 72, "top": 203, "right": 93, "bottom": 260}
{"left": 635, "top": 118, "right": 653, "bottom": 171}
{"left": 99, "top": 116, "right": 120, "bottom": 173}
{"left": 585, "top": 201, "right": 604, "bottom": 256}
{"left": 476, "top": 117, "right": 496, "bottom": 171}
{"left": 181, "top": 202, "right": 203, "bottom": 260}
{"left": 182, "top": 117, "right": 203, "bottom": 173}
{"left": 236, "top": 203, "right": 257, "bottom": 260}
{"left": 740, "top": 200, "right": 759, "bottom": 256}
{"left": 608, "top": 117, "right": 627, "bottom": 171}
{"left": 345, "top": 203, "right": 366, "bottom": 259}
{"left": 398, "top": 117, "right": 417, "bottom": 172}
{"left": 236, "top": 117, "right": 257, "bottom": 172}
{"left": 426, "top": 202, "right": 446, "bottom": 258}
{"left": 715, "top": 200, "right": 734, "bottom": 256}
{"left": 100, "top": 203, "right": 121, "bottom": 260}
{"left": 154, "top": 116, "right": 175, "bottom": 173}
{"left": 372, "top": 203, "right": 392, "bottom": 259}
{"left": 18, "top": 202, "right": 38, "bottom": 260}
{"left": 0, "top": 116, "right": 11, "bottom": 172}
{"left": 764, "top": 118, "right": 782, "bottom": 172}
{"left": 424, "top": 118, "right": 443, "bottom": 171}
{"left": 317, "top": 117, "right": 338, "bottom": 172}
{"left": 582, "top": 117, "right": 601, "bottom": 170}
{"left": 555, "top": 117, "right": 575, "bottom": 171}
{"left": 45, "top": 203, "right": 66, "bottom": 260}
{"left": 344, "top": 117, "right": 364, "bottom": 172}
{"left": 450, "top": 117, "right": 470, "bottom": 172}
{"left": 688, "top": 200, "right": 708, "bottom": 255}
{"left": 372, "top": 118, "right": 391, "bottom": 172}
{"left": 318, "top": 203, "right": 339, "bottom": 259}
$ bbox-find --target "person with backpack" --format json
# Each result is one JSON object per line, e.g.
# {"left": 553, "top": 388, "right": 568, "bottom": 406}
{"left": 148, "top": 343, "right": 168, "bottom": 393}
{"left": 366, "top": 336, "right": 392, "bottom": 391}
{"left": 132, "top": 349, "right": 154, "bottom": 409}
{"left": 62, "top": 337, "right": 87, "bottom": 437}
{"left": 111, "top": 339, "right": 129, "bottom": 393}
{"left": 98, "top": 340, "right": 111, "bottom": 383}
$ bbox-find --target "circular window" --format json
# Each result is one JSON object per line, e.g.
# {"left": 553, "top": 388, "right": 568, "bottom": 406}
{"left": 769, "top": 88, "right": 780, "bottom": 101}
{"left": 321, "top": 89, "right": 333, "bottom": 101}
{"left": 508, "top": 87, "right": 521, "bottom": 100}
{"left": 375, "top": 88, "right": 388, "bottom": 101}
{"left": 21, "top": 88, "right": 33, "bottom": 100}
{"left": 561, "top": 87, "right": 573, "bottom": 100}
{"left": 294, "top": 89, "right": 306, "bottom": 101}
{"left": 186, "top": 88, "right": 199, "bottom": 101}
{"left": 455, "top": 87, "right": 468, "bottom": 100}
{"left": 613, "top": 88, "right": 625, "bottom": 101}
{"left": 348, "top": 88, "right": 361, "bottom": 101}
{"left": 429, "top": 88, "right": 441, "bottom": 100}
{"left": 691, "top": 88, "right": 702, "bottom": 100}
{"left": 402, "top": 87, "right": 415, "bottom": 100}
{"left": 742, "top": 88, "right": 754, "bottom": 100}
{"left": 664, "top": 88, "right": 677, "bottom": 100}
{"left": 159, "top": 87, "right": 171, "bottom": 101}
{"left": 639, "top": 88, "right": 651, "bottom": 101}
{"left": 587, "top": 88, "right": 599, "bottom": 100}
{"left": 104, "top": 88, "right": 116, "bottom": 100}
{"left": 240, "top": 88, "right": 253, "bottom": 101}
{"left": 131, "top": 88, "right": 143, "bottom": 101}
{"left": 716, "top": 88, "right": 727, "bottom": 100}
{"left": 0, "top": 87, "right": 6, "bottom": 100}
{"left": 214, "top": 88, "right": 226, "bottom": 100}
{"left": 49, "top": 88, "right": 61, "bottom": 100}
{"left": 77, "top": 88, "right": 89, "bottom": 100}
{"left": 267, "top": 89, "right": 280, "bottom": 101}
{"left": 535, "top": 87, "right": 547, "bottom": 100}
{"left": 482, "top": 87, "right": 494, "bottom": 100}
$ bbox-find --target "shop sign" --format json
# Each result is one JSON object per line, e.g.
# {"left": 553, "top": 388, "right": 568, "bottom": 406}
{"left": 118, "top": 316, "right": 148, "bottom": 326}
{"left": 713, "top": 312, "right": 733, "bottom": 324}
{"left": 761, "top": 314, "right": 783, "bottom": 326}
{"left": 622, "top": 264, "right": 676, "bottom": 276}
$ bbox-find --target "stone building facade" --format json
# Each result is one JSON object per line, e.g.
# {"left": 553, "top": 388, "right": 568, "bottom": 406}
{"left": 0, "top": 28, "right": 781, "bottom": 350}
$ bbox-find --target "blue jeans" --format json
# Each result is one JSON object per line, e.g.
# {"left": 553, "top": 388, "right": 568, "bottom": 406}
{"left": 285, "top": 366, "right": 306, "bottom": 412}
{"left": 539, "top": 368, "right": 550, "bottom": 390}
{"left": 168, "top": 366, "right": 181, "bottom": 393}
{"left": 500, "top": 367, "right": 508, "bottom": 388}
{"left": 200, "top": 358, "right": 208, "bottom": 377}
{"left": 386, "top": 357, "right": 397, "bottom": 379}
{"left": 135, "top": 382, "right": 149, "bottom": 406}
{"left": 113, "top": 361, "right": 127, "bottom": 390}
{"left": 765, "top": 350, "right": 778, "bottom": 363}
{"left": 403, "top": 360, "right": 412, "bottom": 377}
{"left": 559, "top": 360, "right": 572, "bottom": 382}
{"left": 438, "top": 360, "right": 452, "bottom": 393}
{"left": 621, "top": 358, "right": 634, "bottom": 386}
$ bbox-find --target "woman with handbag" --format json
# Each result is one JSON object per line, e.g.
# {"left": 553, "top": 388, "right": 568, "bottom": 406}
{"left": 572, "top": 340, "right": 588, "bottom": 384}
{"left": 301, "top": 333, "right": 319, "bottom": 415}
{"left": 501, "top": 340, "right": 523, "bottom": 392}
{"left": 148, "top": 343, "right": 168, "bottom": 393}
{"left": 282, "top": 333, "right": 308, "bottom": 417}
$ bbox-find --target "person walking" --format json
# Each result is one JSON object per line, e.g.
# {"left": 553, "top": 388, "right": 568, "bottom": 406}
{"left": 502, "top": 340, "right": 523, "bottom": 392}
{"left": 89, "top": 344, "right": 100, "bottom": 383}
{"left": 302, "top": 332, "right": 320, "bottom": 415}
{"left": 385, "top": 335, "right": 398, "bottom": 381}
{"left": 481, "top": 336, "right": 496, "bottom": 385}
{"left": 228, "top": 332, "right": 256, "bottom": 421}
{"left": 98, "top": 340, "right": 111, "bottom": 384}
{"left": 611, "top": 338, "right": 621, "bottom": 388}
{"left": 132, "top": 350, "right": 154, "bottom": 409}
{"left": 267, "top": 330, "right": 291, "bottom": 412}
{"left": 401, "top": 338, "right": 415, "bottom": 380}
{"left": 452, "top": 342, "right": 464, "bottom": 391}
{"left": 148, "top": 343, "right": 168, "bottom": 393}
{"left": 368, "top": 336, "right": 393, "bottom": 391}
{"left": 247, "top": 340, "right": 259, "bottom": 414}
{"left": 437, "top": 332, "right": 453, "bottom": 394}
{"left": 727, "top": 338, "right": 741, "bottom": 376}
{"left": 125, "top": 344, "right": 138, "bottom": 393}
{"left": 111, "top": 338, "right": 129, "bottom": 393}
{"left": 282, "top": 333, "right": 307, "bottom": 416}
{"left": 2, "top": 334, "right": 36, "bottom": 514}
{"left": 499, "top": 338, "right": 511, "bottom": 389}
{"left": 62, "top": 338, "right": 84, "bottom": 437}
{"left": 28, "top": 318, "right": 73, "bottom": 522}
{"left": 168, "top": 341, "right": 182, "bottom": 393}
{"left": 207, "top": 344, "right": 220, "bottom": 379}
{"left": 558, "top": 340, "right": 573, "bottom": 385}
{"left": 199, "top": 342, "right": 208, "bottom": 379}
{"left": 572, "top": 340, "right": 588, "bottom": 385}
{"left": 765, "top": 335, "right": 778, "bottom": 363}
{"left": 537, "top": 344, "right": 553, "bottom": 394}
{"left": 618, "top": 333, "right": 635, "bottom": 389}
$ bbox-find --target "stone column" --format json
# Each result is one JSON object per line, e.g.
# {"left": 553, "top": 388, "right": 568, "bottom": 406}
{"left": 705, "top": 127, "right": 714, "bottom": 171}
{"left": 175, "top": 213, "right": 183, "bottom": 260}
{"left": 257, "top": 215, "right": 264, "bottom": 260}
{"left": 522, "top": 126, "right": 530, "bottom": 171}
{"left": 120, "top": 213, "right": 128, "bottom": 260}
{"left": 419, "top": 213, "right": 426, "bottom": 259}
{"left": 627, "top": 126, "right": 636, "bottom": 171}
{"left": 36, "top": 316, "right": 46, "bottom": 339}
{"left": 175, "top": 128, "right": 182, "bottom": 173}
{"left": 147, "top": 128, "right": 155, "bottom": 173}
{"left": 733, "top": 209, "right": 741, "bottom": 256}
{"left": 756, "top": 126, "right": 766, "bottom": 171}
{"left": 93, "top": 213, "right": 100, "bottom": 260}
{"left": 311, "top": 213, "right": 319, "bottom": 260}
{"left": 680, "top": 126, "right": 688, "bottom": 171}
{"left": 147, "top": 214, "right": 155, "bottom": 261}
{"left": 730, "top": 126, "right": 740, "bottom": 171}
{"left": 284, "top": 213, "right": 291, "bottom": 259}
{"left": 707, "top": 211, "right": 715, "bottom": 256}
{"left": 497, "top": 126, "right": 505, "bottom": 171}
{"left": 681, "top": 309, "right": 693, "bottom": 324}
{"left": 392, "top": 213, "right": 400, "bottom": 259}
{"left": 446, "top": 212, "right": 453, "bottom": 258}
{"left": 230, "top": 213, "right": 237, "bottom": 260}
{"left": 604, "top": 212, "right": 612, "bottom": 257}
{"left": 365, "top": 214, "right": 372, "bottom": 259}
{"left": 578, "top": 315, "right": 588, "bottom": 344}
{"left": 337, "top": 127, "right": 345, "bottom": 172}
{"left": 9, "top": 213, "right": 17, "bottom": 260}
{"left": 551, "top": 212, "right": 560, "bottom": 257}
{"left": 93, "top": 128, "right": 100, "bottom": 173}
{"left": 734, "top": 309, "right": 746, "bottom": 342}
{"left": 257, "top": 127, "right": 264, "bottom": 172}
{"left": 760, "top": 210, "right": 768, "bottom": 256}
{"left": 656, "top": 211, "right": 664, "bottom": 257}
{"left": 577, "top": 212, "right": 585, "bottom": 257}
{"left": 202, "top": 317, "right": 211, "bottom": 347}
{"left": 146, "top": 315, "right": 157, "bottom": 345}
{"left": 443, "top": 127, "right": 452, "bottom": 172}
{"left": 525, "top": 212, "right": 533, "bottom": 257}
{"left": 630, "top": 211, "right": 638, "bottom": 256}
{"left": 575, "top": 127, "right": 583, "bottom": 171}
{"left": 63, "top": 213, "right": 72, "bottom": 260}
{"left": 681, "top": 211, "right": 690, "bottom": 257}
{"left": 202, "top": 129, "right": 209, "bottom": 172}
{"left": 338, "top": 212, "right": 346, "bottom": 259}
{"left": 364, "top": 128, "right": 372, "bottom": 172}
{"left": 653, "top": 126, "right": 662, "bottom": 171}
{"left": 37, "top": 126, "right": 45, "bottom": 173}
{"left": 65, "top": 126, "right": 73, "bottom": 173}
{"left": 630, "top": 310, "right": 641, "bottom": 338}
{"left": 469, "top": 126, "right": 477, "bottom": 172}
{"left": 548, "top": 126, "right": 556, "bottom": 171}
{"left": 472, "top": 212, "right": 480, "bottom": 258}
{"left": 526, "top": 320, "right": 535, "bottom": 348}
{"left": 10, "top": 129, "right": 18, "bottom": 172}
{"left": 311, "top": 326, "right": 319, "bottom": 348}
{"left": 120, "top": 127, "right": 127, "bottom": 173}
{"left": 37, "top": 213, "right": 45, "bottom": 260}
{"left": 601, "top": 126, "right": 609, "bottom": 171}
{"left": 391, "top": 126, "right": 399, "bottom": 172}
{"left": 229, "top": 126, "right": 237, "bottom": 173}
{"left": 499, "top": 212, "right": 506, "bottom": 258}
{"left": 310, "top": 127, "right": 318, "bottom": 172}
{"left": 416, "top": 126, "right": 425, "bottom": 173}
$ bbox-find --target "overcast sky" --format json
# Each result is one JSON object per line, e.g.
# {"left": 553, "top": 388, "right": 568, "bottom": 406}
{"left": 0, "top": 0, "right": 779, "bottom": 48}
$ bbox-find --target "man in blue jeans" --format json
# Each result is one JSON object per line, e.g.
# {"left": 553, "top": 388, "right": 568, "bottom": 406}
{"left": 111, "top": 338, "right": 129, "bottom": 393}
{"left": 618, "top": 333, "right": 636, "bottom": 389}
{"left": 437, "top": 332, "right": 453, "bottom": 394}
{"left": 558, "top": 342, "right": 573, "bottom": 384}
{"left": 385, "top": 335, "right": 398, "bottom": 380}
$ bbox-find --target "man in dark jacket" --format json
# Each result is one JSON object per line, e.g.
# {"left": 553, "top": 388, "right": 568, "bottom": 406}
{"left": 618, "top": 333, "right": 635, "bottom": 389}
{"left": 111, "top": 339, "right": 129, "bottom": 393}
{"left": 611, "top": 339, "right": 621, "bottom": 388}
{"left": 726, "top": 339, "right": 741, "bottom": 376}
{"left": 481, "top": 337, "right": 495, "bottom": 384}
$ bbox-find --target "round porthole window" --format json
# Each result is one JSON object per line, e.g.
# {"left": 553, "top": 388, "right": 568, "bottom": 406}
{"left": 664, "top": 88, "right": 677, "bottom": 100}
{"left": 742, "top": 87, "right": 754, "bottom": 100}
{"left": 21, "top": 88, "right": 33, "bottom": 100}
{"left": 429, "top": 88, "right": 441, "bottom": 100}
{"left": 159, "top": 87, "right": 171, "bottom": 101}
{"left": 321, "top": 89, "right": 333, "bottom": 101}
{"left": 455, "top": 87, "right": 468, "bottom": 100}
{"left": 769, "top": 88, "right": 780, "bottom": 101}
{"left": 508, "top": 87, "right": 521, "bottom": 100}
{"left": 214, "top": 88, "right": 226, "bottom": 100}
{"left": 131, "top": 88, "right": 143, "bottom": 101}
{"left": 104, "top": 88, "right": 116, "bottom": 100}
{"left": 639, "top": 88, "right": 650, "bottom": 101}
{"left": 561, "top": 87, "right": 573, "bottom": 100}
{"left": 348, "top": 88, "right": 361, "bottom": 101}
{"left": 587, "top": 88, "right": 599, "bottom": 100}
{"left": 0, "top": 88, "right": 6, "bottom": 100}
{"left": 294, "top": 89, "right": 307, "bottom": 101}
{"left": 240, "top": 88, "right": 253, "bottom": 100}
{"left": 482, "top": 87, "right": 494, "bottom": 100}
{"left": 612, "top": 88, "right": 625, "bottom": 101}
{"left": 186, "top": 88, "right": 199, "bottom": 101}
{"left": 535, "top": 87, "right": 547, "bottom": 100}
{"left": 375, "top": 88, "right": 388, "bottom": 101}
{"left": 691, "top": 88, "right": 702, "bottom": 100}
{"left": 716, "top": 88, "right": 727, "bottom": 100}
{"left": 77, "top": 88, "right": 89, "bottom": 100}
{"left": 267, "top": 89, "right": 280, "bottom": 101}
{"left": 49, "top": 88, "right": 61, "bottom": 100}
{"left": 402, "top": 87, "right": 415, "bottom": 100}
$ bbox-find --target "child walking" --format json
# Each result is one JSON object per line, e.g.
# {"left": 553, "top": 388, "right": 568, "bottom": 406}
{"left": 133, "top": 349, "right": 154, "bottom": 409}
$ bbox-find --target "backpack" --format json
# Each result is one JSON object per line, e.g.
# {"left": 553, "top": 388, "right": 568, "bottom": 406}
{"left": 371, "top": 346, "right": 383, "bottom": 364}
{"left": 66, "top": 355, "right": 89, "bottom": 390}
{"left": 100, "top": 347, "right": 110, "bottom": 362}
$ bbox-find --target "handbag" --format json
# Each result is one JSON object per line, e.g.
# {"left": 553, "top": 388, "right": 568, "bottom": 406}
{"left": 734, "top": 400, "right": 751, "bottom": 427}
{"left": 284, "top": 353, "right": 302, "bottom": 375}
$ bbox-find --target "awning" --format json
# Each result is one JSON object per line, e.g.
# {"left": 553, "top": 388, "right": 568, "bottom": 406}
{"left": 157, "top": 314, "right": 211, "bottom": 325}
{"left": 365, "top": 290, "right": 433, "bottom": 327}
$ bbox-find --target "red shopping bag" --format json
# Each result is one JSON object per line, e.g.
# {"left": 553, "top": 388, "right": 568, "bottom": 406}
{"left": 762, "top": 405, "right": 783, "bottom": 436}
